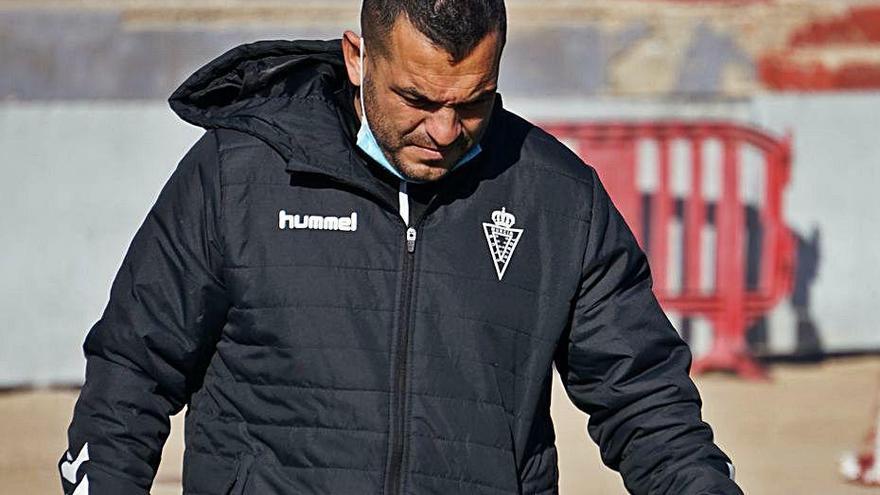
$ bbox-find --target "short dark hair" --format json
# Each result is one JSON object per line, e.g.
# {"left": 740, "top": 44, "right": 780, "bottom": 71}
{"left": 361, "top": 0, "right": 507, "bottom": 62}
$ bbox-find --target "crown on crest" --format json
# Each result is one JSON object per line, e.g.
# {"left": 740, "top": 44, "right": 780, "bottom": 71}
{"left": 492, "top": 207, "right": 516, "bottom": 228}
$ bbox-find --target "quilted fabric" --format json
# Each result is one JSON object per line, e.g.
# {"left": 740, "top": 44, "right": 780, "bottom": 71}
{"left": 61, "top": 40, "right": 741, "bottom": 495}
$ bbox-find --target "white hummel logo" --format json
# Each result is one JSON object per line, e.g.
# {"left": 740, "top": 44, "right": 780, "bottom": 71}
{"left": 482, "top": 207, "right": 523, "bottom": 281}
{"left": 61, "top": 443, "right": 90, "bottom": 493}
{"left": 278, "top": 210, "right": 358, "bottom": 232}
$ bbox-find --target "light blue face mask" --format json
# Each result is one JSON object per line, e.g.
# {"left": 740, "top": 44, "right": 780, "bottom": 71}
{"left": 355, "top": 38, "right": 482, "bottom": 183}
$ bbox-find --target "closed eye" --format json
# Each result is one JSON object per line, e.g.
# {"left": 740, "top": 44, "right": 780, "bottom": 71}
{"left": 458, "top": 95, "right": 495, "bottom": 112}
{"left": 394, "top": 86, "right": 495, "bottom": 113}
{"left": 401, "top": 93, "right": 440, "bottom": 111}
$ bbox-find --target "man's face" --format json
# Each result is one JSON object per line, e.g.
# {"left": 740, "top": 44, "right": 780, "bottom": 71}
{"left": 343, "top": 16, "right": 502, "bottom": 182}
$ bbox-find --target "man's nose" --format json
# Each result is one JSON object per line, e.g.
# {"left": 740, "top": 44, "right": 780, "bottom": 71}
{"left": 425, "top": 107, "right": 462, "bottom": 149}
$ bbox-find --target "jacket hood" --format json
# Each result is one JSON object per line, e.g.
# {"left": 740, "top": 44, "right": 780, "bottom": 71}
{"left": 169, "top": 39, "right": 353, "bottom": 169}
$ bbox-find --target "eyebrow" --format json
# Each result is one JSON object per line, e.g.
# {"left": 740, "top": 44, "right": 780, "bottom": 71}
{"left": 395, "top": 86, "right": 497, "bottom": 106}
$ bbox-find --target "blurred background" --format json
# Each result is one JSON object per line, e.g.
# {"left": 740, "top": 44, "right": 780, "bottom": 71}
{"left": 2, "top": 0, "right": 880, "bottom": 493}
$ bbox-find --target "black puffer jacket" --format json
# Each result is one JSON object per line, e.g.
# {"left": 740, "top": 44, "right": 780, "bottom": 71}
{"left": 61, "top": 39, "right": 741, "bottom": 495}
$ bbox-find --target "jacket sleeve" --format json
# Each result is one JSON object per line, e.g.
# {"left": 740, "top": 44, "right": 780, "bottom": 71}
{"left": 59, "top": 131, "right": 230, "bottom": 494}
{"left": 553, "top": 168, "right": 742, "bottom": 495}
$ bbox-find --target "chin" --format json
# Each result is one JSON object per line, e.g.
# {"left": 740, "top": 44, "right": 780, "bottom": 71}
{"left": 397, "top": 157, "right": 454, "bottom": 182}
{"left": 406, "top": 163, "right": 452, "bottom": 182}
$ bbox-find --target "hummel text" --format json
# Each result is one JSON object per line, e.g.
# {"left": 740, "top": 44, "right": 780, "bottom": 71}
{"left": 279, "top": 210, "right": 358, "bottom": 232}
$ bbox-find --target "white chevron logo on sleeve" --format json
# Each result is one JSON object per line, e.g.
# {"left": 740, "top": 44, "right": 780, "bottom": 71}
{"left": 60, "top": 443, "right": 89, "bottom": 484}
{"left": 71, "top": 474, "right": 90, "bottom": 495}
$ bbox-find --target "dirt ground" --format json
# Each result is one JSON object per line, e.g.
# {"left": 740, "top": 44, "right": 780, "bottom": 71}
{"left": 3, "top": 357, "right": 879, "bottom": 494}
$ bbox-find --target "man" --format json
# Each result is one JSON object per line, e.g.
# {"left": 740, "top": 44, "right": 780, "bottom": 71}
{"left": 60, "top": 0, "right": 742, "bottom": 494}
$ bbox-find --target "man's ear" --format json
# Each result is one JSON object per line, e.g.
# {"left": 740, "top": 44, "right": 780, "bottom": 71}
{"left": 341, "top": 30, "right": 362, "bottom": 87}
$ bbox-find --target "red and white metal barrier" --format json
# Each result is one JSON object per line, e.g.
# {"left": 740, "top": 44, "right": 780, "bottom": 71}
{"left": 544, "top": 121, "right": 796, "bottom": 380}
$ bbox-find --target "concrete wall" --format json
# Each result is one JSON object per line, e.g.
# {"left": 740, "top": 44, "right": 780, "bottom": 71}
{"left": 0, "top": 103, "right": 202, "bottom": 386}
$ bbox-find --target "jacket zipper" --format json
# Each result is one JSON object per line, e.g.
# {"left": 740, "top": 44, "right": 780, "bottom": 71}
{"left": 389, "top": 174, "right": 463, "bottom": 495}
{"left": 386, "top": 223, "right": 417, "bottom": 495}
{"left": 386, "top": 180, "right": 419, "bottom": 495}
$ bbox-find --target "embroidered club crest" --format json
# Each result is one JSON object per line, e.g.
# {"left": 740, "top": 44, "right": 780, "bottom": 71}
{"left": 482, "top": 207, "right": 523, "bottom": 281}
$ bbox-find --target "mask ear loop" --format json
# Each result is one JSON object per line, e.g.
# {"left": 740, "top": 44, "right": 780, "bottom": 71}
{"left": 358, "top": 0, "right": 369, "bottom": 121}
{"left": 358, "top": 36, "right": 368, "bottom": 121}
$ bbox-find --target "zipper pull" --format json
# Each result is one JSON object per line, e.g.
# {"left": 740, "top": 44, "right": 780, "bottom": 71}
{"left": 406, "top": 228, "right": 417, "bottom": 253}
